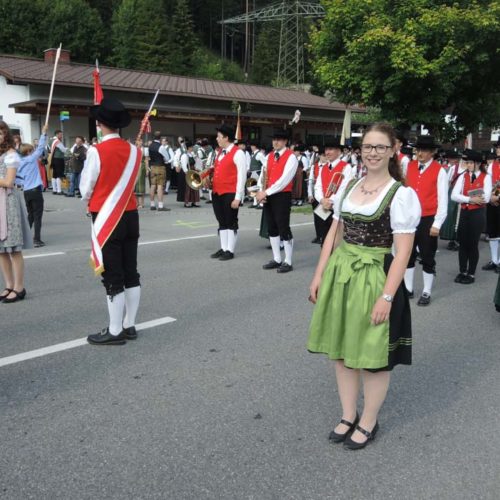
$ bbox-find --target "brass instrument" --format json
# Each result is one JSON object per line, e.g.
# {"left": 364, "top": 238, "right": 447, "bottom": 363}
{"left": 325, "top": 171, "right": 345, "bottom": 199}
{"left": 186, "top": 167, "right": 214, "bottom": 190}
{"left": 246, "top": 177, "right": 258, "bottom": 197}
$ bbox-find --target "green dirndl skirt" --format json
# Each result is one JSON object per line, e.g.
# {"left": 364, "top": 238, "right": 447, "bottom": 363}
{"left": 307, "top": 241, "right": 412, "bottom": 370}
{"left": 440, "top": 190, "right": 459, "bottom": 240}
{"left": 259, "top": 210, "right": 269, "bottom": 239}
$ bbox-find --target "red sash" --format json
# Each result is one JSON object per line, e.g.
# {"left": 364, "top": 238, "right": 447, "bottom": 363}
{"left": 90, "top": 143, "right": 142, "bottom": 275}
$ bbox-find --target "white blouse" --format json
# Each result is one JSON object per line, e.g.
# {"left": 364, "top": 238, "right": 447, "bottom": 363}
{"left": 451, "top": 171, "right": 492, "bottom": 205}
{"left": 333, "top": 178, "right": 421, "bottom": 233}
{"left": 4, "top": 152, "right": 20, "bottom": 169}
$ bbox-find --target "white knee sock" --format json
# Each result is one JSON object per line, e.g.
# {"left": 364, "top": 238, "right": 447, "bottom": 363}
{"left": 123, "top": 286, "right": 141, "bottom": 329}
{"left": 227, "top": 230, "right": 237, "bottom": 253}
{"left": 56, "top": 178, "right": 62, "bottom": 193}
{"left": 107, "top": 292, "right": 125, "bottom": 336}
{"left": 208, "top": 189, "right": 212, "bottom": 201}
{"left": 404, "top": 268, "right": 415, "bottom": 293}
{"left": 269, "top": 236, "right": 282, "bottom": 263}
{"left": 283, "top": 239, "right": 294, "bottom": 265}
{"left": 158, "top": 201, "right": 164, "bottom": 208}
{"left": 489, "top": 240, "right": 499, "bottom": 264}
{"left": 51, "top": 178, "right": 57, "bottom": 191}
{"left": 219, "top": 230, "right": 229, "bottom": 251}
{"left": 422, "top": 271, "right": 434, "bottom": 295}
{"left": 165, "top": 181, "right": 170, "bottom": 193}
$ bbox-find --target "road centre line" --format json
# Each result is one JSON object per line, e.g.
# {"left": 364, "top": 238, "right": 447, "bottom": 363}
{"left": 24, "top": 252, "right": 66, "bottom": 259}
{"left": 0, "top": 316, "right": 177, "bottom": 369}
{"left": 139, "top": 234, "right": 215, "bottom": 246}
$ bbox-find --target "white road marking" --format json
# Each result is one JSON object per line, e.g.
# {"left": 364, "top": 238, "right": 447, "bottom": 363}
{"left": 139, "top": 234, "right": 215, "bottom": 246}
{"left": 0, "top": 316, "right": 177, "bottom": 369}
{"left": 24, "top": 252, "right": 66, "bottom": 259}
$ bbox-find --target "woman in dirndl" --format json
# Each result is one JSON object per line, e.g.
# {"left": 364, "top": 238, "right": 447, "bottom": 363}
{"left": 0, "top": 121, "right": 33, "bottom": 303}
{"left": 307, "top": 123, "right": 421, "bottom": 450}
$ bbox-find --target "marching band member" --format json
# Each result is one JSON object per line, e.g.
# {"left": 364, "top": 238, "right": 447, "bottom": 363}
{"left": 249, "top": 140, "right": 265, "bottom": 208}
{"left": 148, "top": 131, "right": 170, "bottom": 211}
{"left": 210, "top": 124, "right": 247, "bottom": 261}
{"left": 313, "top": 139, "right": 353, "bottom": 244}
{"left": 180, "top": 141, "right": 200, "bottom": 208}
{"left": 292, "top": 144, "right": 308, "bottom": 206}
{"left": 440, "top": 151, "right": 464, "bottom": 251}
{"left": 80, "top": 98, "right": 142, "bottom": 345}
{"left": 483, "top": 143, "right": 500, "bottom": 272}
{"left": 404, "top": 135, "right": 448, "bottom": 306}
{"left": 451, "top": 149, "right": 491, "bottom": 284}
{"left": 48, "top": 129, "right": 67, "bottom": 195}
{"left": 256, "top": 130, "right": 298, "bottom": 273}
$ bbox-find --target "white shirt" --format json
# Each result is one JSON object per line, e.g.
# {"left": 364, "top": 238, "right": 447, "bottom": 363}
{"left": 447, "top": 162, "right": 466, "bottom": 184}
{"left": 314, "top": 158, "right": 353, "bottom": 203}
{"left": 79, "top": 133, "right": 121, "bottom": 201}
{"left": 243, "top": 150, "right": 251, "bottom": 171}
{"left": 159, "top": 144, "right": 173, "bottom": 165}
{"left": 51, "top": 137, "right": 67, "bottom": 154}
{"left": 258, "top": 148, "right": 298, "bottom": 196}
{"left": 333, "top": 178, "right": 422, "bottom": 234}
{"left": 451, "top": 171, "right": 492, "bottom": 205}
{"left": 415, "top": 159, "right": 448, "bottom": 229}
{"left": 307, "top": 161, "right": 321, "bottom": 198}
{"left": 299, "top": 154, "right": 310, "bottom": 172}
{"left": 216, "top": 143, "right": 247, "bottom": 201}
{"left": 180, "top": 152, "right": 193, "bottom": 173}
{"left": 399, "top": 153, "right": 410, "bottom": 177}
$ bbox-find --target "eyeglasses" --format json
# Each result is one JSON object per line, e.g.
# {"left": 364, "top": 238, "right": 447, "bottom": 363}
{"left": 361, "top": 144, "right": 392, "bottom": 154}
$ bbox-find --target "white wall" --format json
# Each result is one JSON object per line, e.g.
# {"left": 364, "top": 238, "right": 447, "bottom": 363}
{"left": 0, "top": 76, "right": 31, "bottom": 142}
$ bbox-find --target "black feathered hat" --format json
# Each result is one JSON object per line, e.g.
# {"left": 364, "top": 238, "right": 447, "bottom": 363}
{"left": 323, "top": 137, "right": 342, "bottom": 149}
{"left": 461, "top": 149, "right": 483, "bottom": 163}
{"left": 415, "top": 135, "right": 440, "bottom": 150}
{"left": 90, "top": 98, "right": 131, "bottom": 129}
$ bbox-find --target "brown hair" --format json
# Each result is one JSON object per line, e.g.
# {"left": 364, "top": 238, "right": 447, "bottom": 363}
{"left": 0, "top": 121, "right": 15, "bottom": 155}
{"left": 362, "top": 122, "right": 404, "bottom": 183}
{"left": 19, "top": 143, "right": 34, "bottom": 156}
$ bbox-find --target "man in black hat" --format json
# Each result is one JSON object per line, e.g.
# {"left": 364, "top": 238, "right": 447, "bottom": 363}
{"left": 148, "top": 131, "right": 170, "bottom": 211}
{"left": 255, "top": 130, "right": 298, "bottom": 273}
{"left": 80, "top": 98, "right": 142, "bottom": 345}
{"left": 404, "top": 135, "right": 448, "bottom": 305}
{"left": 209, "top": 124, "right": 247, "bottom": 260}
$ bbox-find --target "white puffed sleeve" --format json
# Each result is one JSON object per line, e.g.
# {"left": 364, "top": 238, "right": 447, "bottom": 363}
{"left": 4, "top": 152, "right": 20, "bottom": 169}
{"left": 390, "top": 186, "right": 422, "bottom": 233}
{"left": 332, "top": 178, "right": 353, "bottom": 220}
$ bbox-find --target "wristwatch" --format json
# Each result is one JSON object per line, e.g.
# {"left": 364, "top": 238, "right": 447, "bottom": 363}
{"left": 382, "top": 293, "right": 393, "bottom": 303}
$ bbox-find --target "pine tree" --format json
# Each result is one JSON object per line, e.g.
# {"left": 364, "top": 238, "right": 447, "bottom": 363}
{"left": 249, "top": 24, "right": 280, "bottom": 86}
{"left": 168, "top": 0, "right": 199, "bottom": 75}
{"left": 110, "top": 0, "right": 171, "bottom": 72}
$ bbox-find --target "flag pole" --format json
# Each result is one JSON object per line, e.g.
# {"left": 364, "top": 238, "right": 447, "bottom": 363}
{"left": 136, "top": 90, "right": 160, "bottom": 145}
{"left": 45, "top": 44, "right": 62, "bottom": 127}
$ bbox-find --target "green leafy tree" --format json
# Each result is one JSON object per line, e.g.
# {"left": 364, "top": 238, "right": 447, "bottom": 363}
{"left": 310, "top": 0, "right": 500, "bottom": 142}
{"left": 110, "top": 0, "right": 171, "bottom": 72}
{"left": 38, "top": 0, "right": 106, "bottom": 62}
{"left": 249, "top": 24, "right": 280, "bottom": 85}
{"left": 0, "top": 0, "right": 42, "bottom": 57}
{"left": 168, "top": 0, "right": 199, "bottom": 75}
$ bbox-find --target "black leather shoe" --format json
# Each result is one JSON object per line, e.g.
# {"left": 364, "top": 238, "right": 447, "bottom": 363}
{"left": 417, "top": 293, "right": 431, "bottom": 306}
{"left": 150, "top": 206, "right": 156, "bottom": 211}
{"left": 277, "top": 263, "right": 293, "bottom": 273}
{"left": 461, "top": 274, "right": 475, "bottom": 284}
{"left": 157, "top": 207, "right": 171, "bottom": 212}
{"left": 33, "top": 239, "right": 45, "bottom": 248}
{"left": 219, "top": 251, "right": 234, "bottom": 261}
{"left": 263, "top": 260, "right": 281, "bottom": 270}
{"left": 211, "top": 249, "right": 224, "bottom": 259}
{"left": 87, "top": 328, "right": 126, "bottom": 345}
{"left": 311, "top": 237, "right": 321, "bottom": 244}
{"left": 329, "top": 413, "right": 359, "bottom": 443}
{"left": 343, "top": 422, "right": 379, "bottom": 450}
{"left": 0, "top": 288, "right": 13, "bottom": 302}
{"left": 482, "top": 261, "right": 497, "bottom": 271}
{"left": 3, "top": 288, "right": 26, "bottom": 303}
{"left": 123, "top": 326, "right": 137, "bottom": 340}
{"left": 406, "top": 289, "right": 414, "bottom": 299}
{"left": 454, "top": 273, "right": 467, "bottom": 283}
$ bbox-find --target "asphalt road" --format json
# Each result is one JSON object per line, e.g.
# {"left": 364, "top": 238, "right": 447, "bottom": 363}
{"left": 1, "top": 192, "right": 499, "bottom": 500}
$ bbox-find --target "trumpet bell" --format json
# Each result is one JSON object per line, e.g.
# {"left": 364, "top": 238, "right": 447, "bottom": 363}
{"left": 186, "top": 170, "right": 203, "bottom": 190}
{"left": 246, "top": 178, "right": 258, "bottom": 197}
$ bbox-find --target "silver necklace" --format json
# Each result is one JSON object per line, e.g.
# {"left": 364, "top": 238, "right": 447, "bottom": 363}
{"left": 360, "top": 178, "right": 391, "bottom": 196}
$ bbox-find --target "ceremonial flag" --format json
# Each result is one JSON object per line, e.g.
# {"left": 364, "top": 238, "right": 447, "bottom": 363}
{"left": 93, "top": 60, "right": 104, "bottom": 142}
{"left": 340, "top": 107, "right": 351, "bottom": 146}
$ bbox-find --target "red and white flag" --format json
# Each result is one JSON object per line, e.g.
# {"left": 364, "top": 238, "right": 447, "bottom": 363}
{"left": 93, "top": 60, "right": 104, "bottom": 105}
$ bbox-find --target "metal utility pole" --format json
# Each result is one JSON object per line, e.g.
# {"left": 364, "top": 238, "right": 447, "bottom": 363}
{"left": 219, "top": 1, "right": 324, "bottom": 88}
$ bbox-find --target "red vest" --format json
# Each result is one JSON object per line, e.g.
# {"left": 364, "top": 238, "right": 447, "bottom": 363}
{"left": 462, "top": 171, "right": 486, "bottom": 211}
{"left": 398, "top": 152, "right": 407, "bottom": 162}
{"left": 89, "top": 138, "right": 138, "bottom": 212}
{"left": 313, "top": 162, "right": 320, "bottom": 181}
{"left": 267, "top": 149, "right": 294, "bottom": 192}
{"left": 320, "top": 160, "right": 347, "bottom": 197}
{"left": 212, "top": 146, "right": 238, "bottom": 195}
{"left": 406, "top": 160, "right": 442, "bottom": 217}
{"left": 491, "top": 161, "right": 500, "bottom": 185}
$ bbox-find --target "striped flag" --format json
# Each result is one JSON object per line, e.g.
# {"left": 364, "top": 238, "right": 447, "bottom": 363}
{"left": 93, "top": 60, "right": 104, "bottom": 143}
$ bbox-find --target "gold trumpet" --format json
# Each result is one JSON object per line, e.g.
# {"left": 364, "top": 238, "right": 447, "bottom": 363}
{"left": 186, "top": 167, "right": 213, "bottom": 190}
{"left": 246, "top": 177, "right": 259, "bottom": 197}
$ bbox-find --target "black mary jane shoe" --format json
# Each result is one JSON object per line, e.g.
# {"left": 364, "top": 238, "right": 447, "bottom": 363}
{"left": 329, "top": 413, "right": 359, "bottom": 443}
{"left": 210, "top": 249, "right": 224, "bottom": 259}
{"left": 87, "top": 328, "right": 127, "bottom": 345}
{"left": 123, "top": 326, "right": 138, "bottom": 340}
{"left": 3, "top": 288, "right": 26, "bottom": 303}
{"left": 0, "top": 288, "right": 13, "bottom": 302}
{"left": 343, "top": 422, "right": 379, "bottom": 450}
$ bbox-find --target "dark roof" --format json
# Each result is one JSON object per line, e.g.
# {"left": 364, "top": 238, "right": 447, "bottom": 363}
{"left": 0, "top": 54, "right": 360, "bottom": 112}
